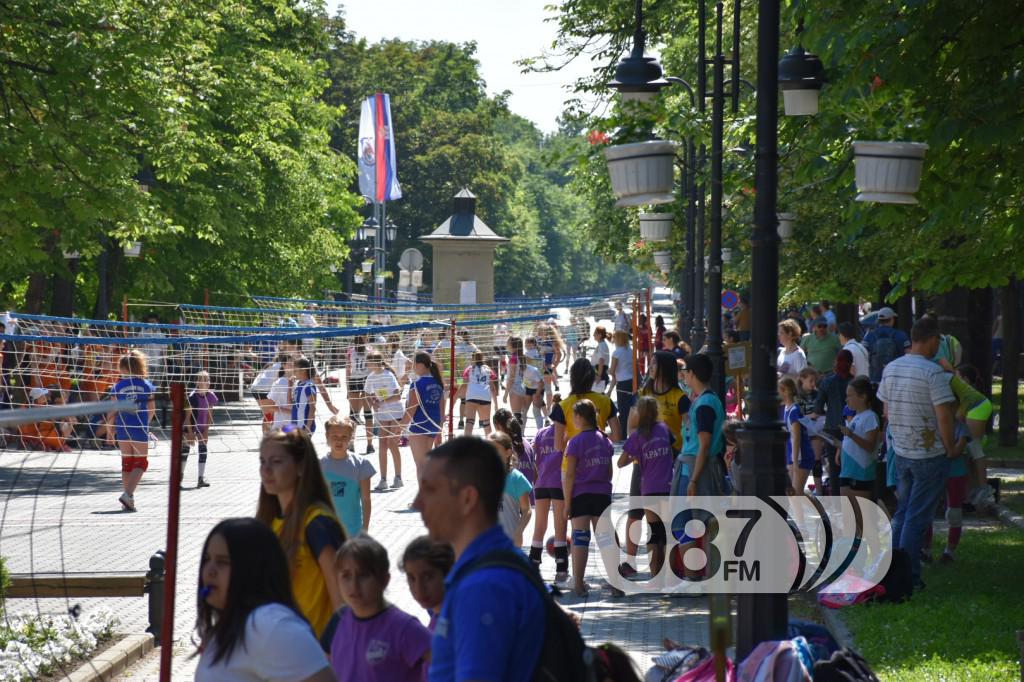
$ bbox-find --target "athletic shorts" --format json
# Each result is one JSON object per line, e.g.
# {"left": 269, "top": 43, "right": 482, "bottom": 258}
{"left": 467, "top": 398, "right": 490, "bottom": 406}
{"left": 966, "top": 399, "right": 993, "bottom": 423}
{"left": 408, "top": 421, "right": 440, "bottom": 437}
{"left": 535, "top": 487, "right": 564, "bottom": 501}
{"left": 525, "top": 387, "right": 538, "bottom": 397}
{"left": 570, "top": 493, "right": 611, "bottom": 519}
{"left": 839, "top": 477, "right": 874, "bottom": 492}
{"left": 121, "top": 456, "right": 149, "bottom": 473}
{"left": 116, "top": 426, "right": 149, "bottom": 443}
{"left": 788, "top": 447, "right": 816, "bottom": 471}
{"left": 252, "top": 391, "right": 269, "bottom": 401}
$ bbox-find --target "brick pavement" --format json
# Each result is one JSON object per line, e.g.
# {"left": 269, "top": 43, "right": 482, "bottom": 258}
{"left": 0, "top": 374, "right": 713, "bottom": 681}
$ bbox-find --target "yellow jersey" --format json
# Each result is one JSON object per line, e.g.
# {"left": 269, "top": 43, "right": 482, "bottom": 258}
{"left": 271, "top": 505, "right": 342, "bottom": 637}
{"left": 556, "top": 392, "right": 616, "bottom": 471}
{"left": 639, "top": 385, "right": 688, "bottom": 451}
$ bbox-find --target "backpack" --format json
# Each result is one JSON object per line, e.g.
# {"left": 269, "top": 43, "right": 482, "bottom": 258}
{"left": 786, "top": 619, "right": 839, "bottom": 663}
{"left": 677, "top": 654, "right": 736, "bottom": 682}
{"left": 939, "top": 334, "right": 963, "bottom": 366}
{"left": 461, "top": 549, "right": 594, "bottom": 682}
{"left": 812, "top": 648, "right": 880, "bottom": 681}
{"left": 816, "top": 574, "right": 885, "bottom": 609}
{"left": 868, "top": 330, "right": 901, "bottom": 383}
{"left": 876, "top": 548, "right": 913, "bottom": 602}
{"left": 737, "top": 638, "right": 812, "bottom": 682}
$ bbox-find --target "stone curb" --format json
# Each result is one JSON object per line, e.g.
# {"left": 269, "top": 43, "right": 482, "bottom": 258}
{"left": 817, "top": 603, "right": 855, "bottom": 650}
{"left": 63, "top": 633, "right": 154, "bottom": 682}
{"left": 988, "top": 459, "right": 1024, "bottom": 469}
{"left": 989, "top": 502, "right": 1024, "bottom": 531}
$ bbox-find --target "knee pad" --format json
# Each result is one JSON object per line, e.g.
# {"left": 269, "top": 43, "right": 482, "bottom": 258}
{"left": 572, "top": 529, "right": 591, "bottom": 547}
{"left": 198, "top": 442, "right": 208, "bottom": 463}
{"left": 945, "top": 507, "right": 963, "bottom": 528}
{"left": 966, "top": 440, "right": 985, "bottom": 460}
{"left": 478, "top": 419, "right": 490, "bottom": 428}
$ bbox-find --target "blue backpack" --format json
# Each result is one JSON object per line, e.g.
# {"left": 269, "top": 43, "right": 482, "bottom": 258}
{"left": 868, "top": 329, "right": 902, "bottom": 382}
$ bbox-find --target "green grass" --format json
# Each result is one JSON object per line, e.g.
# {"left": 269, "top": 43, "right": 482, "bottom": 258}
{"left": 1000, "top": 475, "right": 1024, "bottom": 516}
{"left": 841, "top": 527, "right": 1024, "bottom": 681}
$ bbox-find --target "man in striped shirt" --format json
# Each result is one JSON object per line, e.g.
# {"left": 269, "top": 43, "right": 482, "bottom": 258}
{"left": 878, "top": 316, "right": 956, "bottom": 589}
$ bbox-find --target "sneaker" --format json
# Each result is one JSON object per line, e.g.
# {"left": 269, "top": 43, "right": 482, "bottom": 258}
{"left": 197, "top": 477, "right": 211, "bottom": 488}
{"left": 118, "top": 492, "right": 136, "bottom": 512}
{"left": 374, "top": 479, "right": 389, "bottom": 492}
{"left": 392, "top": 476, "right": 403, "bottom": 488}
{"left": 457, "top": 419, "right": 465, "bottom": 429}
{"left": 366, "top": 443, "right": 375, "bottom": 454}
{"left": 940, "top": 551, "right": 955, "bottom": 564}
{"left": 618, "top": 562, "right": 639, "bottom": 579}
{"left": 920, "top": 549, "right": 933, "bottom": 564}
{"left": 349, "top": 414, "right": 364, "bottom": 425}
{"left": 554, "top": 571, "right": 570, "bottom": 586}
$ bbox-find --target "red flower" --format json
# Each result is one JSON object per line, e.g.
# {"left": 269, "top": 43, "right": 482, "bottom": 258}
{"left": 588, "top": 130, "right": 610, "bottom": 146}
{"left": 870, "top": 75, "right": 884, "bottom": 92}
{"left": 634, "top": 239, "right": 646, "bottom": 250}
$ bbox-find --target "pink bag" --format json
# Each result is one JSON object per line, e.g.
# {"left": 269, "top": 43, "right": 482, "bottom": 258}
{"left": 817, "top": 574, "right": 886, "bottom": 609}
{"left": 675, "top": 654, "right": 736, "bottom": 682}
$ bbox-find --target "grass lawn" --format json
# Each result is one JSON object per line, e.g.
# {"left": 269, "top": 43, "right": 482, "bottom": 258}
{"left": 1000, "top": 475, "right": 1024, "bottom": 516}
{"left": 841, "top": 526, "right": 1024, "bottom": 681}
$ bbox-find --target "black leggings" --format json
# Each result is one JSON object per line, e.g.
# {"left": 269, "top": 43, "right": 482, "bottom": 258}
{"left": 615, "top": 380, "right": 633, "bottom": 436}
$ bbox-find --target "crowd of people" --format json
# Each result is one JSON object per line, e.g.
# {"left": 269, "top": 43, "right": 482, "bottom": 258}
{"left": 0, "top": 298, "right": 1005, "bottom": 680}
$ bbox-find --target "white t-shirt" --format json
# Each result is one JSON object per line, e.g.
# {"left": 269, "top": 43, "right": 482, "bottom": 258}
{"left": 777, "top": 346, "right": 807, "bottom": 379}
{"left": 877, "top": 354, "right": 955, "bottom": 460}
{"left": 611, "top": 345, "right": 634, "bottom": 382}
{"left": 462, "top": 363, "right": 495, "bottom": 402}
{"left": 195, "top": 603, "right": 329, "bottom": 682}
{"left": 267, "top": 377, "right": 292, "bottom": 429}
{"left": 364, "top": 370, "right": 404, "bottom": 421}
{"left": 614, "top": 311, "right": 630, "bottom": 333}
{"left": 392, "top": 349, "right": 410, "bottom": 381}
{"left": 843, "top": 340, "right": 870, "bottom": 379}
{"left": 592, "top": 340, "right": 611, "bottom": 367}
{"left": 251, "top": 363, "right": 281, "bottom": 393}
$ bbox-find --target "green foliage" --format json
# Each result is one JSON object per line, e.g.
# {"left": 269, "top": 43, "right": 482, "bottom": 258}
{"left": 0, "top": 555, "right": 9, "bottom": 610}
{"left": 541, "top": 0, "right": 1024, "bottom": 303}
{"left": 842, "top": 527, "right": 1024, "bottom": 680}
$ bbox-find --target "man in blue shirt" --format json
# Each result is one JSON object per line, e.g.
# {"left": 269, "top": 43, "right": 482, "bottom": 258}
{"left": 414, "top": 436, "right": 545, "bottom": 682}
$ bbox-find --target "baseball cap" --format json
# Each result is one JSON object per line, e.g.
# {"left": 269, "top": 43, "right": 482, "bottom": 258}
{"left": 877, "top": 307, "right": 897, "bottom": 320}
{"left": 29, "top": 387, "right": 48, "bottom": 401}
{"left": 814, "top": 317, "right": 828, "bottom": 327}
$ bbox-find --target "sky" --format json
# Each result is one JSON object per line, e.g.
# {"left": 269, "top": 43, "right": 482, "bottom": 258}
{"left": 330, "top": 0, "right": 602, "bottom": 133}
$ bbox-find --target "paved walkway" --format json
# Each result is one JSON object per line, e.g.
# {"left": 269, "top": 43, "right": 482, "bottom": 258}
{"left": 0, "top": 374, "right": 711, "bottom": 681}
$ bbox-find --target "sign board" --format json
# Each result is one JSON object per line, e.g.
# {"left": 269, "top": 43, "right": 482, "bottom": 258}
{"left": 459, "top": 280, "right": 477, "bottom": 305}
{"left": 721, "top": 290, "right": 739, "bottom": 310}
{"left": 725, "top": 342, "right": 751, "bottom": 377}
{"left": 399, "top": 248, "right": 424, "bottom": 271}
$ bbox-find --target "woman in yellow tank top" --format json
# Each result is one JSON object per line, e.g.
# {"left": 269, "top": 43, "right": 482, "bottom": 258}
{"left": 256, "top": 427, "right": 346, "bottom": 636}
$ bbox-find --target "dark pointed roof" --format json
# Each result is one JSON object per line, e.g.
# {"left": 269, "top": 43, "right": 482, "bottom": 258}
{"left": 422, "top": 188, "right": 509, "bottom": 243}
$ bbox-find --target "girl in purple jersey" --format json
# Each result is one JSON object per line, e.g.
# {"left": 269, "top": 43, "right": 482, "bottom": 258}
{"left": 184, "top": 370, "right": 219, "bottom": 488}
{"left": 527, "top": 413, "right": 569, "bottom": 580}
{"left": 563, "top": 399, "right": 614, "bottom": 596}
{"left": 618, "top": 396, "right": 674, "bottom": 578}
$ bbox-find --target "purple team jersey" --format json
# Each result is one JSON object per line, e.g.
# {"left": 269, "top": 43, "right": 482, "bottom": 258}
{"left": 516, "top": 439, "right": 537, "bottom": 485}
{"left": 329, "top": 605, "right": 431, "bottom": 682}
{"left": 623, "top": 422, "right": 675, "bottom": 494}
{"left": 533, "top": 425, "right": 562, "bottom": 488}
{"left": 565, "top": 429, "right": 613, "bottom": 496}
{"left": 188, "top": 390, "right": 219, "bottom": 434}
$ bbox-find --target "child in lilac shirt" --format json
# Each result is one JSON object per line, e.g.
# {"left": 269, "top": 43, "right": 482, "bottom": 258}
{"left": 325, "top": 535, "right": 431, "bottom": 681}
{"left": 184, "top": 370, "right": 219, "bottom": 488}
{"left": 527, "top": 421, "right": 569, "bottom": 579}
{"left": 563, "top": 399, "right": 613, "bottom": 596}
{"left": 618, "top": 396, "right": 674, "bottom": 578}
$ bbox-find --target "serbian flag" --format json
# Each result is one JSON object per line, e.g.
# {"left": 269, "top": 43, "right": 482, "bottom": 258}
{"left": 357, "top": 92, "right": 402, "bottom": 202}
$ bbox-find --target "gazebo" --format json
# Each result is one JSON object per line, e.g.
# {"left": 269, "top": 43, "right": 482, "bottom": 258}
{"left": 421, "top": 189, "right": 508, "bottom": 304}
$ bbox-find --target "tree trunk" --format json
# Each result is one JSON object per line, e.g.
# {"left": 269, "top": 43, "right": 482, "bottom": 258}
{"left": 92, "top": 237, "right": 121, "bottom": 319}
{"left": 24, "top": 272, "right": 49, "bottom": 314}
{"left": 835, "top": 302, "right": 857, "bottom": 332}
{"left": 965, "top": 287, "right": 993, "bottom": 396}
{"left": 998, "top": 277, "right": 1019, "bottom": 447}
{"left": 929, "top": 287, "right": 971, "bottom": 356}
{"left": 896, "top": 288, "right": 913, "bottom": 334}
{"left": 51, "top": 260, "right": 78, "bottom": 318}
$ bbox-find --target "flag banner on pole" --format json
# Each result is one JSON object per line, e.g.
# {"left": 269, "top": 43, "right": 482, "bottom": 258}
{"left": 357, "top": 92, "right": 402, "bottom": 202}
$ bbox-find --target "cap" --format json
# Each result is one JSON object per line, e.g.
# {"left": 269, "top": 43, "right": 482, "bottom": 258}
{"left": 877, "top": 307, "right": 897, "bottom": 320}
{"left": 814, "top": 317, "right": 828, "bottom": 327}
{"left": 29, "top": 387, "right": 48, "bottom": 401}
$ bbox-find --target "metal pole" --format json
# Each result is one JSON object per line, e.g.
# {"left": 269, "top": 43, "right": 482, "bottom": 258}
{"left": 691, "top": 146, "right": 707, "bottom": 352}
{"left": 376, "top": 202, "right": 385, "bottom": 301}
{"left": 736, "top": 0, "right": 788, "bottom": 658}
{"left": 159, "top": 382, "right": 185, "bottom": 681}
{"left": 448, "top": 319, "right": 456, "bottom": 439}
{"left": 706, "top": 1, "right": 725, "bottom": 400}
{"left": 683, "top": 142, "right": 696, "bottom": 347}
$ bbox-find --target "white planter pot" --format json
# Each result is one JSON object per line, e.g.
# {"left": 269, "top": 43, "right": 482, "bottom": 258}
{"left": 123, "top": 241, "right": 142, "bottom": 258}
{"left": 362, "top": 260, "right": 374, "bottom": 273}
{"left": 604, "top": 140, "right": 678, "bottom": 207}
{"left": 353, "top": 273, "right": 364, "bottom": 284}
{"left": 722, "top": 247, "right": 733, "bottom": 263}
{"left": 853, "top": 141, "right": 928, "bottom": 205}
{"left": 777, "top": 212, "right": 796, "bottom": 240}
{"left": 638, "top": 213, "right": 673, "bottom": 242}
{"left": 652, "top": 250, "right": 672, "bottom": 270}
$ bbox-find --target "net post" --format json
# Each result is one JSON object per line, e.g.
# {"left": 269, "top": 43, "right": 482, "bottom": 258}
{"left": 632, "top": 297, "right": 639, "bottom": 394}
{"left": 159, "top": 381, "right": 185, "bottom": 682}
{"left": 121, "top": 295, "right": 128, "bottom": 323}
{"left": 448, "top": 319, "right": 456, "bottom": 440}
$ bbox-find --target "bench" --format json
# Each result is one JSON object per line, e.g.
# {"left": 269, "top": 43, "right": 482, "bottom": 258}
{"left": 8, "top": 572, "right": 146, "bottom": 599}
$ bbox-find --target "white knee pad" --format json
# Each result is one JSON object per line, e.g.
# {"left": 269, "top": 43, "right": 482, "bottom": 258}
{"left": 945, "top": 507, "right": 963, "bottom": 528}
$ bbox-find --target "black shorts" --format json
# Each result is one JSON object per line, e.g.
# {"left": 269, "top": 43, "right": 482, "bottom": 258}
{"left": 570, "top": 493, "right": 611, "bottom": 519}
{"left": 535, "top": 487, "right": 564, "bottom": 501}
{"left": 839, "top": 477, "right": 874, "bottom": 492}
{"left": 525, "top": 388, "right": 538, "bottom": 397}
{"left": 252, "top": 391, "right": 269, "bottom": 401}
{"left": 467, "top": 398, "right": 490, "bottom": 405}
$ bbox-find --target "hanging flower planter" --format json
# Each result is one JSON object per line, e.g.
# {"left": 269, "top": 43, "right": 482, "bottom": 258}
{"left": 652, "top": 250, "right": 672, "bottom": 271}
{"left": 353, "top": 273, "right": 364, "bottom": 284}
{"left": 638, "top": 213, "right": 673, "bottom": 242}
{"left": 123, "top": 241, "right": 142, "bottom": 258}
{"left": 361, "top": 260, "right": 374, "bottom": 273}
{"left": 777, "top": 212, "right": 796, "bottom": 241}
{"left": 853, "top": 141, "right": 928, "bottom": 205}
{"left": 604, "top": 140, "right": 678, "bottom": 207}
